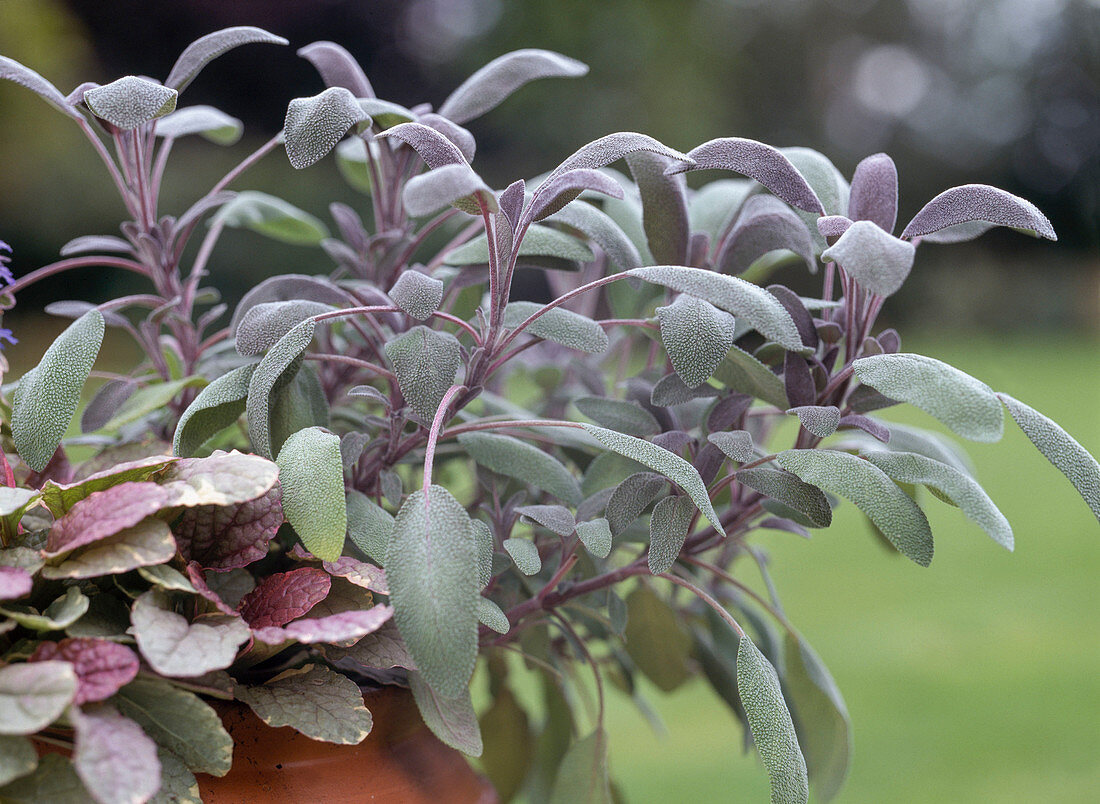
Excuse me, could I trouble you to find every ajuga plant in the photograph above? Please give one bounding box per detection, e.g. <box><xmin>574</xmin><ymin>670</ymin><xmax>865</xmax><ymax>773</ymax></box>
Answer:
<box><xmin>2</xmin><ymin>30</ymin><xmax>1099</xmax><ymax>804</ymax></box>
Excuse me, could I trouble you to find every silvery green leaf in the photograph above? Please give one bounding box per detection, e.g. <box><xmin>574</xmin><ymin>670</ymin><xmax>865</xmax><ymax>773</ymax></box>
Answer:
<box><xmin>270</xmin><ymin>366</ymin><xmax>330</xmax><ymax>474</ymax></box>
<box><xmin>582</xmin><ymin>424</ymin><xmax>722</xmax><ymax>533</ymax></box>
<box><xmin>403</xmin><ymin>162</ymin><xmax>496</xmax><ymax>217</ymax></box>
<box><xmin>607</xmin><ymin>472</ymin><xmax>665</xmax><ymax>535</ymax></box>
<box><xmin>237</xmin><ymin>663</ymin><xmax>373</xmax><ymax>744</ymax></box>
<box><xmin>155</xmin><ymin>105</ymin><xmax>242</xmax><ymax>144</ymax></box>
<box><xmin>357</xmin><ymin>98</ymin><xmax>416</xmax><ymax>129</ymax></box>
<box><xmin>388</xmin><ymin>271</ymin><xmax>444</xmax><ymax>322</ymax></box>
<box><xmin>149</xmin><ymin>749</ymin><xmax>200</xmax><ymax>804</ymax></box>
<box><xmin>467</xmin><ymin>519</ymin><xmax>493</xmax><ymax>590</ymax></box>
<box><xmin>628</xmin><ymin>266</ymin><xmax>805</xmax><ymax>353</ymax></box>
<box><xmin>502</xmin><ymin>301</ymin><xmax>608</xmax><ymax>354</ymax></box>
<box><xmin>0</xmin><ymin>754</ymin><xmax>91</xmax><ymax>803</ymax></box>
<box><xmin>863</xmin><ymin>450</ymin><xmax>1013</xmax><ymax>549</ymax></box>
<box><xmin>59</xmin><ymin>234</ymin><xmax>133</xmax><ymax>257</ymax></box>
<box><xmin>71</xmin><ymin>705</ymin><xmax>160</xmax><ymax>804</ymax></box>
<box><xmin>438</xmin><ymin>49</ymin><xmax>587</xmax><ymax>124</ymax></box>
<box><xmin>235</xmin><ymin>299</ymin><xmax>333</xmax><ymax>356</ymax></box>
<box><xmin>545</xmin><ymin>201</ymin><xmax>642</xmax><ymax>271</ymax></box>
<box><xmin>708</xmin><ymin>430</ymin><xmax>755</xmax><ymax>463</ymax></box>
<box><xmin>230</xmin><ymin>273</ymin><xmax>350</xmax><ymax>333</ymax></box>
<box><xmin>478</xmin><ymin>597</ymin><xmax>510</xmax><ymax>634</ymax></box>
<box><xmin>718</xmin><ymin>195</ymin><xmax>816</xmax><ymax>276</ymax></box>
<box><xmin>820</xmin><ymin>221</ymin><xmax>915</xmax><ymax>297</ymax></box>
<box><xmin>673</xmin><ymin>138</ymin><xmax>823</xmax><ymax>214</ymax></box>
<box><xmin>12</xmin><ymin>310</ymin><xmax>104</xmax><ymax>471</ymax></box>
<box><xmin>277</xmin><ymin>427</ymin><xmax>347</xmax><ymax>562</ymax></box>
<box><xmin>459</xmin><ymin>432</ymin><xmax>582</xmax><ymax>504</ymax></box>
<box><xmin>627</xmin><ymin>150</ymin><xmax>690</xmax><ymax>265</ymax></box>
<box><xmin>778</xmin><ymin>449</ymin><xmax>933</xmax><ymax>565</ymax></box>
<box><xmin>174</xmin><ymin>363</ymin><xmax>255</xmax><ymax>457</ymax></box>
<box><xmin>418</xmin><ymin>113</ymin><xmax>477</xmax><ymax>163</ymax></box>
<box><xmin>516</xmin><ymin>504</ymin><xmax>575</xmax><ymax>537</ymax></box>
<box><xmin>0</xmin><ymin>735</ymin><xmax>36</xmax><ymax>786</ymax></box>
<box><xmin>548</xmin><ymin>729</ymin><xmax>612</xmax><ymax>804</ymax></box>
<box><xmin>781</xmin><ymin>632</ymin><xmax>851</xmax><ymax>803</ymax></box>
<box><xmin>575</xmin><ymin>518</ymin><xmax>612</xmax><ymax>558</ymax></box>
<box><xmin>736</xmin><ymin>467</ymin><xmax>832</xmax><ymax>528</ymax></box>
<box><xmin>166</xmin><ymin>26</ymin><xmax>288</xmax><ymax>92</ymax></box>
<box><xmin>648</xmin><ymin>494</ymin><xmax>694</xmax><ymax>574</ymax></box>
<box><xmin>737</xmin><ymin>636</ymin><xmax>810</xmax><ymax>804</ymax></box>
<box><xmin>712</xmin><ymin>345</ymin><xmax>788</xmax><ymax>409</ymax></box>
<box><xmin>528</xmin><ymin>169</ymin><xmax>625</xmax><ymax>222</ymax></box>
<box><xmin>651</xmin><ymin>373</ymin><xmax>719</xmax><ymax>407</ymax></box>
<box><xmin>997</xmin><ymin>393</ymin><xmax>1100</xmax><ymax>522</ymax></box>
<box><xmin>916</xmin><ymin>220</ymin><xmax>997</xmax><ymax>244</ymax></box>
<box><xmin>549</xmin><ymin>132</ymin><xmax>691</xmax><ymax>181</ymax></box>
<box><xmin>284</xmin><ymin>87</ymin><xmax>369</xmax><ymax>169</ymax></box>
<box><xmin>847</xmin><ymin>152</ymin><xmax>898</xmax><ymax>233</ymax></box>
<box><xmin>387</xmin><ymin>486</ymin><xmax>479</xmax><ymax>698</ymax></box>
<box><xmin>0</xmin><ymin>56</ymin><xmax>81</xmax><ymax>118</ymax></box>
<box><xmin>781</xmin><ymin>147</ymin><xmax>848</xmax><ymax>217</ymax></box>
<box><xmin>246</xmin><ymin>318</ymin><xmax>316</xmax><ymax>458</ymax></box>
<box><xmin>384</xmin><ymin>326</ymin><xmax>461</xmax><ymax>422</ymax></box>
<box><xmin>0</xmin><ymin>661</ymin><xmax>77</xmax><ymax>735</ymax></box>
<box><xmin>138</xmin><ymin>563</ymin><xmax>197</xmax><ymax>592</ymax></box>
<box><xmin>446</xmin><ymin>224</ymin><xmax>594</xmax><ymax>265</ymax></box>
<box><xmin>503</xmin><ymin>538</ymin><xmax>542</xmax><ymax>575</ymax></box>
<box><xmin>213</xmin><ymin>191</ymin><xmax>329</xmax><ymax>245</ymax></box>
<box><xmin>83</xmin><ymin>76</ymin><xmax>177</xmax><ymax>128</ymax></box>
<box><xmin>377</xmin><ymin>122</ymin><xmax>466</xmax><ymax>168</ymax></box>
<box><xmin>346</xmin><ymin>489</ymin><xmax>394</xmax><ymax>564</ymax></box>
<box><xmin>853</xmin><ymin>353</ymin><xmax>1003</xmax><ymax>442</ymax></box>
<box><xmin>131</xmin><ymin>590</ymin><xmax>250</xmax><ymax>677</ymax></box>
<box><xmin>335</xmin><ymin>138</ymin><xmax>373</xmax><ymax>192</ymax></box>
<box><xmin>657</xmin><ymin>294</ymin><xmax>736</xmax><ymax>388</ymax></box>
<box><xmin>408</xmin><ymin>671</ymin><xmax>483</xmax><ymax>757</ymax></box>
<box><xmin>689</xmin><ymin>178</ymin><xmax>755</xmax><ymax>243</ymax></box>
<box><xmin>901</xmin><ymin>184</ymin><xmax>1056</xmax><ymax>241</ymax></box>
<box><xmin>788</xmin><ymin>405</ymin><xmax>841</xmax><ymax>438</ymax></box>
<box><xmin>575</xmin><ymin>397</ymin><xmax>660</xmax><ymax>437</ymax></box>
<box><xmin>297</xmin><ymin>40</ymin><xmax>374</xmax><ymax>98</ymax></box>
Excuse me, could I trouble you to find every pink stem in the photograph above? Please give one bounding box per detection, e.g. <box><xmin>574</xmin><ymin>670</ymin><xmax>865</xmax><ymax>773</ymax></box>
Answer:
<box><xmin>422</xmin><ymin>384</ymin><xmax>467</xmax><ymax>492</ymax></box>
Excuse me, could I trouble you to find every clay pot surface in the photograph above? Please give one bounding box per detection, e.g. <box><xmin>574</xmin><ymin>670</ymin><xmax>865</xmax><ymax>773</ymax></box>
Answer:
<box><xmin>196</xmin><ymin>685</ymin><xmax>497</xmax><ymax>803</ymax></box>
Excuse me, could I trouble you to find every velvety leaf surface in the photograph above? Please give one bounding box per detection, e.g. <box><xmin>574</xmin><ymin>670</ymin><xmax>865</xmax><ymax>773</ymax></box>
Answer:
<box><xmin>459</xmin><ymin>432</ymin><xmax>582</xmax><ymax>504</ymax></box>
<box><xmin>737</xmin><ymin>636</ymin><xmax>810</xmax><ymax>804</ymax></box>
<box><xmin>284</xmin><ymin>87</ymin><xmax>368</xmax><ymax>169</ymax></box>
<box><xmin>502</xmin><ymin>301</ymin><xmax>608</xmax><ymax>354</ymax></box>
<box><xmin>676</xmin><ymin>138</ymin><xmax>823</xmax><ymax>213</ymax></box>
<box><xmin>80</xmin><ymin>378</ymin><xmax>137</xmax><ymax>433</ymax></box>
<box><xmin>276</xmin><ymin>427</ymin><xmax>347</xmax><ymax>562</ymax></box>
<box><xmin>155</xmin><ymin>104</ymin><xmax>242</xmax><ymax>143</ymax></box>
<box><xmin>160</xmin><ymin>451</ymin><xmax>279</xmax><ymax>508</ymax></box>
<box><xmin>712</xmin><ymin>347</ymin><xmax>795</xmax><ymax>410</ymax></box>
<box><xmin>243</xmin><ymin>317</ymin><xmax>317</xmax><ymax>459</ymax></box>
<box><xmin>901</xmin><ymin>184</ymin><xmax>1056</xmax><ymax>240</ymax></box>
<box><xmin>148</xmin><ymin>750</ymin><xmax>200</xmax><ymax>804</ymax></box>
<box><xmin>345</xmin><ymin>489</ymin><xmax>394</xmax><ymax>565</ymax></box>
<box><xmin>131</xmin><ymin>590</ymin><xmax>250</xmax><ymax>677</ymax></box>
<box><xmin>166</xmin><ymin>26</ymin><xmax>286</xmax><ymax>91</ymax></box>
<box><xmin>817</xmin><ymin>215</ymin><xmax>853</xmax><ymax>238</ymax></box>
<box><xmin>821</xmin><ymin>221</ymin><xmax>915</xmax><ymax>297</ymax></box>
<box><xmin>0</xmin><ymin>754</ymin><xmax>92</xmax><ymax>803</ymax></box>
<box><xmin>406</xmin><ymin>671</ymin><xmax>482</xmax><ymax>757</ymax></box>
<box><xmin>575</xmin><ymin>397</ymin><xmax>660</xmax><ymax>437</ymax></box>
<box><xmin>297</xmin><ymin>40</ymin><xmax>374</xmax><ymax>97</ymax></box>
<box><xmin>12</xmin><ymin>310</ymin><xmax>104</xmax><ymax>472</ymax></box>
<box><xmin>627</xmin><ymin>150</ymin><xmax>690</xmax><ymax>264</ymax></box>
<box><xmin>718</xmin><ymin>196</ymin><xmax>816</xmax><ymax>276</ymax></box>
<box><xmin>477</xmin><ymin>597</ymin><xmax>510</xmax><ymax>635</ymax></box>
<box><xmin>571</xmin><ymin>517</ymin><xmax>610</xmax><ymax>559</ymax></box>
<box><xmin>237</xmin><ymin>664</ymin><xmax>373</xmax><ymax>744</ymax></box>
<box><xmin>778</xmin><ymin>449</ymin><xmax>933</xmax><ymax>565</ymax></box>
<box><xmin>503</xmin><ymin>538</ymin><xmax>542</xmax><ymax>575</ymax></box>
<box><xmin>549</xmin><ymin>132</ymin><xmax>690</xmax><ymax>180</ymax></box>
<box><xmin>997</xmin><ymin>393</ymin><xmax>1100</xmax><ymax>522</ymax></box>
<box><xmin>708</xmin><ymin>430</ymin><xmax>755</xmax><ymax>463</ymax></box>
<box><xmin>648</xmin><ymin>494</ymin><xmax>695</xmax><ymax>574</ymax></box>
<box><xmin>0</xmin><ymin>735</ymin><xmax>36</xmax><ymax>787</ymax></box>
<box><xmin>606</xmin><ymin>472</ymin><xmax>666</xmax><ymax>536</ymax></box>
<box><xmin>238</xmin><ymin>568</ymin><xmax>331</xmax><ymax>627</ymax></box>
<box><xmin>657</xmin><ymin>294</ymin><xmax>736</xmax><ymax>388</ymax></box>
<box><xmin>516</xmin><ymin>504</ymin><xmax>575</xmax><ymax>537</ymax></box>
<box><xmin>213</xmin><ymin>191</ymin><xmax>329</xmax><ymax>245</ymax></box>
<box><xmin>736</xmin><ymin>467</ymin><xmax>833</xmax><ymax>528</ymax></box>
<box><xmin>84</xmin><ymin>76</ymin><xmax>177</xmax><ymax>128</ymax></box>
<box><xmin>624</xmin><ymin>587</ymin><xmax>690</xmax><ymax>692</ymax></box>
<box><xmin>545</xmin><ymin>201</ymin><xmax>642</xmax><ymax>271</ymax></box>
<box><xmin>853</xmin><ymin>353</ymin><xmax>1004</xmax><ymax>442</ymax></box>
<box><xmin>175</xmin><ymin>486</ymin><xmax>282</xmax><ymax>570</ymax></box>
<box><xmin>548</xmin><ymin>729</ymin><xmax>612</xmax><ymax>804</ymax></box>
<box><xmin>389</xmin><ymin>270</ymin><xmax>444</xmax><ymax>321</ymax></box>
<box><xmin>0</xmin><ymin>661</ymin><xmax>77</xmax><ymax>735</ymax></box>
<box><xmin>384</xmin><ymin>326</ymin><xmax>462</xmax><ymax>422</ymax></box>
<box><xmin>0</xmin><ymin>55</ymin><xmax>82</xmax><ymax>118</ymax></box>
<box><xmin>230</xmin><ymin>274</ymin><xmax>351</xmax><ymax>332</ymax></box>
<box><xmin>446</xmin><ymin>224</ymin><xmax>594</xmax><ymax>265</ymax></box>
<box><xmin>323</xmin><ymin>619</ymin><xmax>414</xmax><ymax>670</ymax></box>
<box><xmin>235</xmin><ymin>300</ymin><xmax>333</xmax><ymax>356</ymax></box>
<box><xmin>72</xmin><ymin>705</ymin><xmax>161</xmax><ymax>804</ymax></box>
<box><xmin>173</xmin><ymin>363</ymin><xmax>255</xmax><ymax>457</ymax></box>
<box><xmin>847</xmin><ymin>152</ymin><xmax>898</xmax><ymax>233</ymax></box>
<box><xmin>377</xmin><ymin>122</ymin><xmax>466</xmax><ymax>168</ymax></box>
<box><xmin>29</xmin><ymin>638</ymin><xmax>139</xmax><ymax>705</ymax></box>
<box><xmin>403</xmin><ymin>162</ymin><xmax>496</xmax><ymax>217</ymax></box>
<box><xmin>386</xmin><ymin>486</ymin><xmax>479</xmax><ymax>698</ymax></box>
<box><xmin>629</xmin><ymin>266</ymin><xmax>804</xmax><ymax>353</ymax></box>
<box><xmin>528</xmin><ymin>168</ymin><xmax>624</xmax><ymax>221</ymax></box>
<box><xmin>788</xmin><ymin>405</ymin><xmax>841</xmax><ymax>438</ymax></box>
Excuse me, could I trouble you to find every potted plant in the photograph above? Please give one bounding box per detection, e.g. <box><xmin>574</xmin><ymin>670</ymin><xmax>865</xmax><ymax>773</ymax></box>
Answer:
<box><xmin>3</xmin><ymin>25</ymin><xmax>1098</xmax><ymax>804</ymax></box>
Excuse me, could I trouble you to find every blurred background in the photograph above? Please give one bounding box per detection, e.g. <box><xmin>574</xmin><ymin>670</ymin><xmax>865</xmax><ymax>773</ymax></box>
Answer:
<box><xmin>1</xmin><ymin>1</ymin><xmax>1097</xmax><ymax>801</ymax></box>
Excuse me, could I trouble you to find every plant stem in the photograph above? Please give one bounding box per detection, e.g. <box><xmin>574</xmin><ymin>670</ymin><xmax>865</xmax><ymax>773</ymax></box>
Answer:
<box><xmin>422</xmin><ymin>384</ymin><xmax>466</xmax><ymax>491</ymax></box>
<box><xmin>660</xmin><ymin>572</ymin><xmax>745</xmax><ymax>637</ymax></box>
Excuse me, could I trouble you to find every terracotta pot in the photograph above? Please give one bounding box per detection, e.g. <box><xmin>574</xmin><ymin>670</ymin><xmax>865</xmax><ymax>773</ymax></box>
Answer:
<box><xmin>196</xmin><ymin>686</ymin><xmax>497</xmax><ymax>803</ymax></box>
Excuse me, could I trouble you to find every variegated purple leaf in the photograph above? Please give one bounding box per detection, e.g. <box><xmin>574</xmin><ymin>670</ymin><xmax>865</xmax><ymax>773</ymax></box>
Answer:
<box><xmin>175</xmin><ymin>485</ymin><xmax>283</xmax><ymax>570</ymax></box>
<box><xmin>549</xmin><ymin>132</ymin><xmax>691</xmax><ymax>182</ymax></box>
<box><xmin>528</xmin><ymin>169</ymin><xmax>624</xmax><ymax>222</ymax></box>
<box><xmin>322</xmin><ymin>618</ymin><xmax>414</xmax><ymax>669</ymax></box>
<box><xmin>437</xmin><ymin>49</ymin><xmax>588</xmax><ymax>124</ymax></box>
<box><xmin>131</xmin><ymin>590</ymin><xmax>251</xmax><ymax>677</ymax></box>
<box><xmin>166</xmin><ymin>26</ymin><xmax>288</xmax><ymax>92</ymax></box>
<box><xmin>499</xmin><ymin>179</ymin><xmax>526</xmax><ymax>227</ymax></box>
<box><xmin>901</xmin><ymin>184</ymin><xmax>1056</xmax><ymax>241</ymax></box>
<box><xmin>29</xmin><ymin>638</ymin><xmax>139</xmax><ymax>705</ymax></box>
<box><xmin>0</xmin><ymin>567</ymin><xmax>32</xmax><ymax>601</ymax></box>
<box><xmin>838</xmin><ymin>414</ymin><xmax>891</xmax><ymax>443</ymax></box>
<box><xmin>185</xmin><ymin>563</ymin><xmax>239</xmax><ymax>616</ymax></box>
<box><xmin>847</xmin><ymin>153</ymin><xmax>899</xmax><ymax>233</ymax></box>
<box><xmin>72</xmin><ymin>705</ymin><xmax>161</xmax><ymax>804</ymax></box>
<box><xmin>323</xmin><ymin>556</ymin><xmax>389</xmax><ymax>594</ymax></box>
<box><xmin>377</xmin><ymin>122</ymin><xmax>466</xmax><ymax>169</ymax></box>
<box><xmin>297</xmin><ymin>41</ymin><xmax>374</xmax><ymax>98</ymax></box>
<box><xmin>419</xmin><ymin>113</ymin><xmax>476</xmax><ymax>163</ymax></box>
<box><xmin>672</xmin><ymin>138</ymin><xmax>824</xmax><ymax>214</ymax></box>
<box><xmin>46</xmin><ymin>481</ymin><xmax>176</xmax><ymax>555</ymax></box>
<box><xmin>252</xmin><ymin>604</ymin><xmax>394</xmax><ymax>646</ymax></box>
<box><xmin>717</xmin><ymin>195</ymin><xmax>816</xmax><ymax>275</ymax></box>
<box><xmin>627</xmin><ymin>150</ymin><xmax>691</xmax><ymax>265</ymax></box>
<box><xmin>817</xmin><ymin>215</ymin><xmax>853</xmax><ymax>239</ymax></box>
<box><xmin>238</xmin><ymin>568</ymin><xmax>332</xmax><ymax>628</ymax></box>
<box><xmin>159</xmin><ymin>450</ymin><xmax>279</xmax><ymax>508</ymax></box>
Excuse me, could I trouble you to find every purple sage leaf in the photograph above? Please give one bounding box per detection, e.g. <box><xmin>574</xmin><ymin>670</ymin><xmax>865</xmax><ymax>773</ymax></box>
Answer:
<box><xmin>29</xmin><ymin>638</ymin><xmax>140</xmax><ymax>705</ymax></box>
<box><xmin>284</xmin><ymin>87</ymin><xmax>370</xmax><ymax>170</ymax></box>
<box><xmin>166</xmin><ymin>26</ymin><xmax>288</xmax><ymax>92</ymax></box>
<box><xmin>377</xmin><ymin>122</ymin><xmax>467</xmax><ymax>169</ymax></box>
<box><xmin>627</xmin><ymin>150</ymin><xmax>691</xmax><ymax>265</ymax></box>
<box><xmin>529</xmin><ymin>169</ymin><xmax>625</xmax><ymax>222</ymax></box>
<box><xmin>901</xmin><ymin>184</ymin><xmax>1056</xmax><ymax>241</ymax></box>
<box><xmin>847</xmin><ymin>153</ymin><xmax>899</xmax><ymax>233</ymax></box>
<box><xmin>297</xmin><ymin>41</ymin><xmax>374</xmax><ymax>98</ymax></box>
<box><xmin>72</xmin><ymin>705</ymin><xmax>161</xmax><ymax>804</ymax></box>
<box><xmin>817</xmin><ymin>215</ymin><xmax>853</xmax><ymax>239</ymax></box>
<box><xmin>821</xmin><ymin>220</ymin><xmax>915</xmax><ymax>297</ymax></box>
<box><xmin>718</xmin><ymin>195</ymin><xmax>816</xmax><ymax>276</ymax></box>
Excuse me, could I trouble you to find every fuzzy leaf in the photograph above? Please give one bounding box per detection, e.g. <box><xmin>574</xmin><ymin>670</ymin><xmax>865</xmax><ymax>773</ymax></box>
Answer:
<box><xmin>718</xmin><ymin>196</ymin><xmax>816</xmax><ymax>276</ymax></box>
<box><xmin>708</xmin><ymin>430</ymin><xmax>755</xmax><ymax>463</ymax></box>
<box><xmin>174</xmin><ymin>363</ymin><xmax>255</xmax><ymax>457</ymax></box>
<box><xmin>863</xmin><ymin>451</ymin><xmax>1013</xmax><ymax>549</ymax></box>
<box><xmin>246</xmin><ymin>319</ymin><xmax>317</xmax><ymax>458</ymax></box>
<box><xmin>550</xmin><ymin>132</ymin><xmax>690</xmax><ymax>182</ymax></box>
<box><xmin>477</xmin><ymin>597</ymin><xmax>510</xmax><ymax>635</ymax></box>
<box><xmin>627</xmin><ymin>150</ymin><xmax>690</xmax><ymax>264</ymax></box>
<box><xmin>166</xmin><ymin>26</ymin><xmax>288</xmax><ymax>92</ymax></box>
<box><xmin>235</xmin><ymin>300</ymin><xmax>333</xmax><ymax>356</ymax></box>
<box><xmin>0</xmin><ymin>661</ymin><xmax>77</xmax><ymax>735</ymax></box>
<box><xmin>345</xmin><ymin>489</ymin><xmax>394</xmax><ymax>564</ymax></box>
<box><xmin>549</xmin><ymin>729</ymin><xmax>612</xmax><ymax>804</ymax></box>
<box><xmin>0</xmin><ymin>56</ymin><xmax>82</xmax><ymax>118</ymax></box>
<box><xmin>628</xmin><ymin>266</ymin><xmax>805</xmax><ymax>353</ymax></box>
<box><xmin>159</xmin><ymin>451</ymin><xmax>278</xmax><ymax>508</ymax></box>
<box><xmin>131</xmin><ymin>590</ymin><xmax>250</xmax><ymax>676</ymax></box>
<box><xmin>674</xmin><ymin>138</ymin><xmax>823</xmax><ymax>214</ymax></box>
<box><xmin>84</xmin><ymin>76</ymin><xmax>177</xmax><ymax>128</ymax></box>
<box><xmin>403</xmin><ymin>162</ymin><xmax>496</xmax><ymax>217</ymax></box>
<box><xmin>778</xmin><ymin>449</ymin><xmax>933</xmax><ymax>565</ymax></box>
<box><xmin>736</xmin><ymin>467</ymin><xmax>832</xmax><ymax>528</ymax></box>
<box><xmin>230</xmin><ymin>274</ymin><xmax>350</xmax><ymax>333</ymax></box>
<box><xmin>408</xmin><ymin>671</ymin><xmax>483</xmax><ymax>756</ymax></box>
<box><xmin>446</xmin><ymin>224</ymin><xmax>594</xmax><ymax>266</ymax></box>
<box><xmin>0</xmin><ymin>735</ymin><xmax>36</xmax><ymax>787</ymax></box>
<box><xmin>213</xmin><ymin>191</ymin><xmax>329</xmax><ymax>245</ymax></box>
<box><xmin>575</xmin><ymin>518</ymin><xmax>612</xmax><ymax>558</ymax></box>
<box><xmin>997</xmin><ymin>393</ymin><xmax>1100</xmax><ymax>522</ymax></box>
<box><xmin>529</xmin><ymin>169</ymin><xmax>625</xmax><ymax>221</ymax></box>
<box><xmin>377</xmin><ymin>122</ymin><xmax>466</xmax><ymax>168</ymax></box>
<box><xmin>503</xmin><ymin>538</ymin><xmax>542</xmax><ymax>575</ymax></box>
<box><xmin>847</xmin><ymin>153</ymin><xmax>898</xmax><ymax>233</ymax></box>
<box><xmin>606</xmin><ymin>472</ymin><xmax>665</xmax><ymax>535</ymax></box>
<box><xmin>384</xmin><ymin>326</ymin><xmax>461</xmax><ymax>422</ymax></box>
<box><xmin>273</xmin><ymin>427</ymin><xmax>344</xmax><ymax>561</ymax></box>
<box><xmin>657</xmin><ymin>294</ymin><xmax>736</xmax><ymax>387</ymax></box>
<box><xmin>788</xmin><ymin>405</ymin><xmax>841</xmax><ymax>438</ymax></box>
<box><xmin>28</xmin><ymin>638</ymin><xmax>139</xmax><ymax>705</ymax></box>
<box><xmin>297</xmin><ymin>40</ymin><xmax>373</xmax><ymax>97</ymax></box>
<box><xmin>386</xmin><ymin>486</ymin><xmax>479</xmax><ymax>698</ymax></box>
<box><xmin>648</xmin><ymin>494</ymin><xmax>694</xmax><ymax>574</ymax></box>
<box><xmin>901</xmin><ymin>184</ymin><xmax>1056</xmax><ymax>241</ymax></box>
<box><xmin>575</xmin><ymin>397</ymin><xmax>660</xmax><ymax>437</ymax></box>
<box><xmin>459</xmin><ymin>432</ymin><xmax>582</xmax><ymax>504</ymax></box>
<box><xmin>12</xmin><ymin>310</ymin><xmax>104</xmax><ymax>472</ymax></box>
<box><xmin>284</xmin><ymin>87</ymin><xmax>368</xmax><ymax>169</ymax></box>
<box><xmin>324</xmin><ymin>619</ymin><xmax>414</xmax><ymax>670</ymax></box>
<box><xmin>389</xmin><ymin>271</ymin><xmax>444</xmax><ymax>321</ymax></box>
<box><xmin>853</xmin><ymin>353</ymin><xmax>1003</xmax><ymax>442</ymax></box>
<box><xmin>237</xmin><ymin>664</ymin><xmax>373</xmax><ymax>744</ymax></box>
<box><xmin>503</xmin><ymin>301</ymin><xmax>608</xmax><ymax>354</ymax></box>
<box><xmin>737</xmin><ymin>637</ymin><xmax>810</xmax><ymax>804</ymax></box>
<box><xmin>817</xmin><ymin>215</ymin><xmax>853</xmax><ymax>238</ymax></box>
<box><xmin>517</xmin><ymin>504</ymin><xmax>575</xmax><ymax>537</ymax></box>
<box><xmin>821</xmin><ymin>221</ymin><xmax>915</xmax><ymax>297</ymax></box>
<box><xmin>712</xmin><ymin>345</ymin><xmax>789</xmax><ymax>409</ymax></box>
<box><xmin>72</xmin><ymin>706</ymin><xmax>160</xmax><ymax>804</ymax></box>
<box><xmin>545</xmin><ymin>200</ymin><xmax>642</xmax><ymax>271</ymax></box>
<box><xmin>155</xmin><ymin>105</ymin><xmax>242</xmax><ymax>144</ymax></box>
<box><xmin>624</xmin><ymin>587</ymin><xmax>690</xmax><ymax>692</ymax></box>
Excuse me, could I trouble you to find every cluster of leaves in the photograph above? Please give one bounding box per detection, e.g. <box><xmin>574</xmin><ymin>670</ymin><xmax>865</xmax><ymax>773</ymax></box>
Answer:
<box><xmin>3</xmin><ymin>27</ymin><xmax>1099</xmax><ymax>804</ymax></box>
